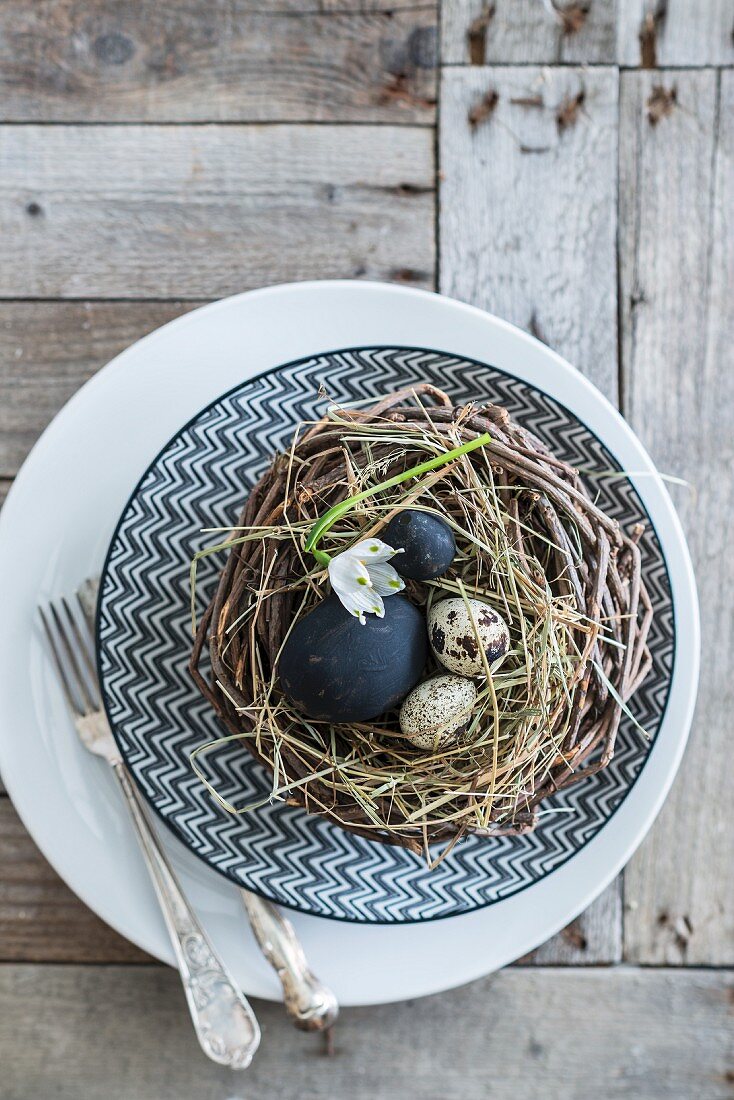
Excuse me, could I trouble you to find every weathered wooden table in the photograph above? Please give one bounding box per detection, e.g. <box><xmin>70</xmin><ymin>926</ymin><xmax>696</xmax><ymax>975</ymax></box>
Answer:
<box><xmin>0</xmin><ymin>3</ymin><xmax>732</xmax><ymax>1097</ymax></box>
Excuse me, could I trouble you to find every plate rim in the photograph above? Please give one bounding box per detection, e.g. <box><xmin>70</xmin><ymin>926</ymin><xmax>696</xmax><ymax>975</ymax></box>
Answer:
<box><xmin>97</xmin><ymin>339</ymin><xmax>679</xmax><ymax>924</ymax></box>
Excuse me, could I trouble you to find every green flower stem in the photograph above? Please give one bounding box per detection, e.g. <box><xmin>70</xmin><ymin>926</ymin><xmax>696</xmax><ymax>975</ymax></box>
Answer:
<box><xmin>305</xmin><ymin>431</ymin><xmax>491</xmax><ymax>563</ymax></box>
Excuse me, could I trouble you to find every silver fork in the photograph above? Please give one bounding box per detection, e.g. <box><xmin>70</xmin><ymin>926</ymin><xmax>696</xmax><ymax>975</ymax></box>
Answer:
<box><xmin>40</xmin><ymin>592</ymin><xmax>261</xmax><ymax>1070</ymax></box>
<box><xmin>75</xmin><ymin>579</ymin><xmax>337</xmax><ymax>1033</ymax></box>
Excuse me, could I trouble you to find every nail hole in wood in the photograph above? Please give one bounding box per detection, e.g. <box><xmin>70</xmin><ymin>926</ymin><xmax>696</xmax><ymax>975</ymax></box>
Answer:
<box><xmin>395</xmin><ymin>182</ymin><xmax>432</xmax><ymax>196</ymax></box>
<box><xmin>390</xmin><ymin>267</ymin><xmax>429</xmax><ymax>284</ymax></box>
<box><xmin>647</xmin><ymin>84</ymin><xmax>677</xmax><ymax>125</ymax></box>
<box><xmin>377</xmin><ymin>74</ymin><xmax>435</xmax><ymax>110</ymax></box>
<box><xmin>510</xmin><ymin>95</ymin><xmax>544</xmax><ymax>108</ymax></box>
<box><xmin>467</xmin><ymin>4</ymin><xmax>495</xmax><ymax>65</ymax></box>
<box><xmin>468</xmin><ymin>89</ymin><xmax>499</xmax><ymax>130</ymax></box>
<box><xmin>557</xmin><ymin>1</ymin><xmax>590</xmax><ymax>36</ymax></box>
<box><xmin>556</xmin><ymin>90</ymin><xmax>585</xmax><ymax>133</ymax></box>
<box><xmin>639</xmin><ymin>0</ymin><xmax>667</xmax><ymax>68</ymax></box>
<box><xmin>561</xmin><ymin>920</ymin><xmax>588</xmax><ymax>951</ymax></box>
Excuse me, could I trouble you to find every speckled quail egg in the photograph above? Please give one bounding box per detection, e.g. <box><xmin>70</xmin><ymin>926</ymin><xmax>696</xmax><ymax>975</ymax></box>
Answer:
<box><xmin>428</xmin><ymin>597</ymin><xmax>510</xmax><ymax>678</ymax></box>
<box><xmin>399</xmin><ymin>674</ymin><xmax>478</xmax><ymax>750</ymax></box>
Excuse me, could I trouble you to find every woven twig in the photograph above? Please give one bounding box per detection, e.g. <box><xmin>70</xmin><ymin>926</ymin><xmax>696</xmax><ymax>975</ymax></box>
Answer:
<box><xmin>190</xmin><ymin>385</ymin><xmax>651</xmax><ymax>855</ymax></box>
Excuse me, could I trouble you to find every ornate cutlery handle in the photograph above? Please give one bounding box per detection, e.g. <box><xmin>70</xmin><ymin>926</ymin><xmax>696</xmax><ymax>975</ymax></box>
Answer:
<box><xmin>240</xmin><ymin>889</ymin><xmax>338</xmax><ymax>1031</ymax></box>
<box><xmin>113</xmin><ymin>762</ymin><xmax>261</xmax><ymax>1068</ymax></box>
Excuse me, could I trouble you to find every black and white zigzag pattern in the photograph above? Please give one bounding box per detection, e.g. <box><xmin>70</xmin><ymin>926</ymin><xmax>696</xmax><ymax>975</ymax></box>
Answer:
<box><xmin>98</xmin><ymin>348</ymin><xmax>675</xmax><ymax>923</ymax></box>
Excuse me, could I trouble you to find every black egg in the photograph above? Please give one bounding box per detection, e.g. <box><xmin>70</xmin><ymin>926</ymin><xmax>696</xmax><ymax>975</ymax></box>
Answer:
<box><xmin>382</xmin><ymin>509</ymin><xmax>456</xmax><ymax>581</ymax></box>
<box><xmin>278</xmin><ymin>594</ymin><xmax>428</xmax><ymax>723</ymax></box>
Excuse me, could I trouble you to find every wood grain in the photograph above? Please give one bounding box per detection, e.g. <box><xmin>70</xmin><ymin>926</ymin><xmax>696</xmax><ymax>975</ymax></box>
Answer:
<box><xmin>0</xmin><ymin>0</ymin><xmax>437</xmax><ymax>123</ymax></box>
<box><xmin>620</xmin><ymin>69</ymin><xmax>734</xmax><ymax>964</ymax></box>
<box><xmin>440</xmin><ymin>65</ymin><xmax>619</xmax><ymax>401</ymax></box>
<box><xmin>442</xmin><ymin>0</ymin><xmax>618</xmax><ymax>66</ymax></box>
<box><xmin>439</xmin><ymin>64</ymin><xmax>622</xmax><ymax>963</ymax></box>
<box><xmin>0</xmin><ymin>302</ymin><xmax>196</xmax><ymax>476</ymax></box>
<box><xmin>618</xmin><ymin>0</ymin><xmax>734</xmax><ymax>66</ymax></box>
<box><xmin>0</xmin><ymin>124</ymin><xmax>435</xmax><ymax>298</ymax></box>
<box><xmin>0</xmin><ymin>799</ymin><xmax>149</xmax><ymax>962</ymax></box>
<box><xmin>1</xmin><ymin>964</ymin><xmax>732</xmax><ymax>1099</ymax></box>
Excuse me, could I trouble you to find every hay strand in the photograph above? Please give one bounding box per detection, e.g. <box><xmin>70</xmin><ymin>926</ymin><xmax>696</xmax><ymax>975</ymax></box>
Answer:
<box><xmin>189</xmin><ymin>385</ymin><xmax>651</xmax><ymax>855</ymax></box>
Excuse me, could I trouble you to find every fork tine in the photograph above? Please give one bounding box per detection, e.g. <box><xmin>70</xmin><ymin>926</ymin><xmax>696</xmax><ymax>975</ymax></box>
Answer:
<box><xmin>47</xmin><ymin>600</ymin><xmax>97</xmax><ymax>714</ymax></box>
<box><xmin>39</xmin><ymin>605</ymin><xmax>84</xmax><ymax>716</ymax></box>
<box><xmin>76</xmin><ymin>590</ymin><xmax>95</xmax><ymax>636</ymax></box>
<box><xmin>60</xmin><ymin>595</ymin><xmax>100</xmax><ymax>705</ymax></box>
<box><xmin>76</xmin><ymin>577</ymin><xmax>100</xmax><ymax>635</ymax></box>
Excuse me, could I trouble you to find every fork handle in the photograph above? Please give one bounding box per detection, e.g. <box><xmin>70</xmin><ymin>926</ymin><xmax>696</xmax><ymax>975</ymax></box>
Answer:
<box><xmin>112</xmin><ymin>762</ymin><xmax>261</xmax><ymax>1069</ymax></box>
<box><xmin>240</xmin><ymin>889</ymin><xmax>339</xmax><ymax>1031</ymax></box>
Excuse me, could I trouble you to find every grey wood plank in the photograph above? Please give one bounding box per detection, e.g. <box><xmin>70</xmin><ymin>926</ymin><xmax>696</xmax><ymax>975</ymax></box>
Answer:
<box><xmin>439</xmin><ymin>64</ymin><xmax>621</xmax><ymax>962</ymax></box>
<box><xmin>0</xmin><ymin>0</ymin><xmax>436</xmax><ymax>123</ymax></box>
<box><xmin>440</xmin><ymin>65</ymin><xmax>619</xmax><ymax>400</ymax></box>
<box><xmin>618</xmin><ymin>0</ymin><xmax>734</xmax><ymax>66</ymax></box>
<box><xmin>262</xmin><ymin>0</ymin><xmax>425</xmax><ymax>7</ymax></box>
<box><xmin>1</xmin><ymin>964</ymin><xmax>732</xmax><ymax>1099</ymax></box>
<box><xmin>520</xmin><ymin>879</ymin><xmax>622</xmax><ymax>964</ymax></box>
<box><xmin>0</xmin><ymin>125</ymin><xmax>435</xmax><ymax>298</ymax></box>
<box><xmin>0</xmin><ymin>302</ymin><xmax>196</xmax><ymax>477</ymax></box>
<box><xmin>442</xmin><ymin>0</ymin><xmax>618</xmax><ymax>65</ymax></box>
<box><xmin>620</xmin><ymin>69</ymin><xmax>733</xmax><ymax>964</ymax></box>
<box><xmin>0</xmin><ymin>300</ymin><xmax>191</xmax><ymax>798</ymax></box>
<box><xmin>0</xmin><ymin>798</ymin><xmax>150</xmax><ymax>962</ymax></box>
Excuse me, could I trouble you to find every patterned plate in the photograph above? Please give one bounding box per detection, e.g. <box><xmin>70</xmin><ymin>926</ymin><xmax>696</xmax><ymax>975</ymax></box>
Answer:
<box><xmin>98</xmin><ymin>347</ymin><xmax>674</xmax><ymax>923</ymax></box>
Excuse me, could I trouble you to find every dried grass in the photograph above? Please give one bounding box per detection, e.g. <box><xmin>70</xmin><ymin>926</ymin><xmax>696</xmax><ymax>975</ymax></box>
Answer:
<box><xmin>190</xmin><ymin>385</ymin><xmax>652</xmax><ymax>860</ymax></box>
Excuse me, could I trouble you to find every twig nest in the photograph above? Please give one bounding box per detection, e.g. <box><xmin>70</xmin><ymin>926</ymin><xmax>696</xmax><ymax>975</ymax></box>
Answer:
<box><xmin>279</xmin><ymin>594</ymin><xmax>428</xmax><ymax>723</ymax></box>
<box><xmin>382</xmin><ymin>509</ymin><xmax>456</xmax><ymax>581</ymax></box>
<box><xmin>191</xmin><ymin>382</ymin><xmax>653</xmax><ymax>851</ymax></box>
<box><xmin>399</xmin><ymin>674</ymin><xmax>477</xmax><ymax>750</ymax></box>
<box><xmin>428</xmin><ymin>597</ymin><xmax>510</xmax><ymax>678</ymax></box>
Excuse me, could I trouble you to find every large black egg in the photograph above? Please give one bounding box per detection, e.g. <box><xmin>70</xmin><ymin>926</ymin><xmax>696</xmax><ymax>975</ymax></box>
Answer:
<box><xmin>383</xmin><ymin>509</ymin><xmax>456</xmax><ymax>581</ymax></box>
<box><xmin>278</xmin><ymin>595</ymin><xmax>427</xmax><ymax>723</ymax></box>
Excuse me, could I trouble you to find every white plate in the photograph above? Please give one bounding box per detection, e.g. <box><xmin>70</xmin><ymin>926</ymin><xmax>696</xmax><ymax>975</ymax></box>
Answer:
<box><xmin>0</xmin><ymin>282</ymin><xmax>699</xmax><ymax>1005</ymax></box>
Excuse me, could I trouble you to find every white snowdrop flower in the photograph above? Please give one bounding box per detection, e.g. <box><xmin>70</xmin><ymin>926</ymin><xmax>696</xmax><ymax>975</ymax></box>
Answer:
<box><xmin>327</xmin><ymin>538</ymin><xmax>405</xmax><ymax>624</ymax></box>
